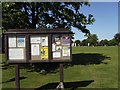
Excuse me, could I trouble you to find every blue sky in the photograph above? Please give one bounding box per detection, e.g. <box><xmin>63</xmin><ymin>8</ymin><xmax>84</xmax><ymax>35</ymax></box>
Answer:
<box><xmin>72</xmin><ymin>2</ymin><xmax>118</xmax><ymax>41</ymax></box>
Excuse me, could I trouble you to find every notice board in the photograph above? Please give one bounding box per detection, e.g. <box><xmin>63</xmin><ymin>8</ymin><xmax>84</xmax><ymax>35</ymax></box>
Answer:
<box><xmin>4</xmin><ymin>29</ymin><xmax>73</xmax><ymax>64</ymax></box>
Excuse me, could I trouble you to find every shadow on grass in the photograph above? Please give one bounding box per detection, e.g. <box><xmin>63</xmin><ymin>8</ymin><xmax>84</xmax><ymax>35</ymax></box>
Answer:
<box><xmin>1</xmin><ymin>61</ymin><xmax>14</xmax><ymax>70</ymax></box>
<box><xmin>2</xmin><ymin>53</ymin><xmax>111</xmax><ymax>74</ymax></box>
<box><xmin>72</xmin><ymin>53</ymin><xmax>111</xmax><ymax>65</ymax></box>
<box><xmin>1</xmin><ymin>76</ymin><xmax>27</xmax><ymax>84</ymax></box>
<box><xmin>25</xmin><ymin>53</ymin><xmax>111</xmax><ymax>74</ymax></box>
<box><xmin>35</xmin><ymin>80</ymin><xmax>94</xmax><ymax>90</ymax></box>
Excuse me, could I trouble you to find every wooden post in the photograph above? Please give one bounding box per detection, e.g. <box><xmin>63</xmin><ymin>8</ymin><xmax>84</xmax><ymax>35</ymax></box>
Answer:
<box><xmin>56</xmin><ymin>63</ymin><xmax>64</xmax><ymax>90</ymax></box>
<box><xmin>15</xmin><ymin>65</ymin><xmax>20</xmax><ymax>90</ymax></box>
<box><xmin>60</xmin><ymin>64</ymin><xmax>64</xmax><ymax>83</ymax></box>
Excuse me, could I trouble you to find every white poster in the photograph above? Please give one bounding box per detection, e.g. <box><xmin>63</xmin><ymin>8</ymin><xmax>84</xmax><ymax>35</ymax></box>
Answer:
<box><xmin>9</xmin><ymin>48</ymin><xmax>24</xmax><ymax>60</ymax></box>
<box><xmin>30</xmin><ymin>36</ymin><xmax>41</xmax><ymax>43</ymax></box>
<box><xmin>52</xmin><ymin>43</ymin><xmax>56</xmax><ymax>51</ymax></box>
<box><xmin>53</xmin><ymin>52</ymin><xmax>61</xmax><ymax>58</ymax></box>
<box><xmin>41</xmin><ymin>36</ymin><xmax>48</xmax><ymax>46</ymax></box>
<box><xmin>17</xmin><ymin>36</ymin><xmax>25</xmax><ymax>47</ymax></box>
<box><xmin>31</xmin><ymin>44</ymin><xmax>40</xmax><ymax>55</ymax></box>
<box><xmin>8</xmin><ymin>37</ymin><xmax>16</xmax><ymax>47</ymax></box>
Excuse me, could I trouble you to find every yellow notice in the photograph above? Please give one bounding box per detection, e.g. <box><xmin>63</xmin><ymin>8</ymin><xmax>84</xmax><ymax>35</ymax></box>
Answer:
<box><xmin>41</xmin><ymin>47</ymin><xmax>48</xmax><ymax>59</ymax></box>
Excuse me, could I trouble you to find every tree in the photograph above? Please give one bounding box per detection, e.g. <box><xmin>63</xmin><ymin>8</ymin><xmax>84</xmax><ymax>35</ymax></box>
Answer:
<box><xmin>114</xmin><ymin>33</ymin><xmax>120</xmax><ymax>46</ymax></box>
<box><xmin>2</xmin><ymin>2</ymin><xmax>95</xmax><ymax>35</ymax></box>
<box><xmin>109</xmin><ymin>38</ymin><xmax>118</xmax><ymax>46</ymax></box>
<box><xmin>81</xmin><ymin>39</ymin><xmax>88</xmax><ymax>46</ymax></box>
<box><xmin>86</xmin><ymin>34</ymin><xmax>98</xmax><ymax>46</ymax></box>
<box><xmin>99</xmin><ymin>39</ymin><xmax>109</xmax><ymax>46</ymax></box>
<box><xmin>74</xmin><ymin>40</ymin><xmax>81</xmax><ymax>46</ymax></box>
<box><xmin>99</xmin><ymin>40</ymin><xmax>104</xmax><ymax>46</ymax></box>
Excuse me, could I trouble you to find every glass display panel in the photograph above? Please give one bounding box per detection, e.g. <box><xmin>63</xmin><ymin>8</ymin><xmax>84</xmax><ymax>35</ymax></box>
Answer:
<box><xmin>52</xmin><ymin>35</ymin><xmax>70</xmax><ymax>59</ymax></box>
<box><xmin>8</xmin><ymin>36</ymin><xmax>26</xmax><ymax>61</ymax></box>
<box><xmin>30</xmin><ymin>35</ymin><xmax>48</xmax><ymax>60</ymax></box>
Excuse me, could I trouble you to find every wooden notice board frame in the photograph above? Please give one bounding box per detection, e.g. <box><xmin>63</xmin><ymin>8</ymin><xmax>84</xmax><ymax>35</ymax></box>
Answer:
<box><xmin>4</xmin><ymin>28</ymin><xmax>73</xmax><ymax>64</ymax></box>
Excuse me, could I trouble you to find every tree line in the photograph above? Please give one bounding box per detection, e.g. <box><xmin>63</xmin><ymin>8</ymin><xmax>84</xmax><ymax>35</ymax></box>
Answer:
<box><xmin>74</xmin><ymin>33</ymin><xmax>120</xmax><ymax>46</ymax></box>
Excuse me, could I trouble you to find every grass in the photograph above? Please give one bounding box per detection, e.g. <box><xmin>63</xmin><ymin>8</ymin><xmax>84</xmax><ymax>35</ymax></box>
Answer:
<box><xmin>0</xmin><ymin>46</ymin><xmax>118</xmax><ymax>89</ymax></box>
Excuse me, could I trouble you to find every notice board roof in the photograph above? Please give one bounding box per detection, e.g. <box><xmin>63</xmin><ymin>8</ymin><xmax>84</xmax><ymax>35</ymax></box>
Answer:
<box><xmin>4</xmin><ymin>28</ymin><xmax>74</xmax><ymax>35</ymax></box>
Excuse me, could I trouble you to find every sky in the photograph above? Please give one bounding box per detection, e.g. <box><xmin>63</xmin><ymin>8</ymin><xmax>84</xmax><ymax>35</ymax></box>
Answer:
<box><xmin>72</xmin><ymin>2</ymin><xmax>118</xmax><ymax>41</ymax></box>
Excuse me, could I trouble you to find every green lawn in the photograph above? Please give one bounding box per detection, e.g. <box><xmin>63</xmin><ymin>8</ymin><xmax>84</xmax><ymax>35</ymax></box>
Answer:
<box><xmin>0</xmin><ymin>46</ymin><xmax>118</xmax><ymax>89</ymax></box>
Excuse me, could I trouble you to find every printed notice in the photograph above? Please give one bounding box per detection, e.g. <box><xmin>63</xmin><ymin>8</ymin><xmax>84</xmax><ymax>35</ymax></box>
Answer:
<box><xmin>8</xmin><ymin>37</ymin><xmax>16</xmax><ymax>47</ymax></box>
<box><xmin>31</xmin><ymin>44</ymin><xmax>40</xmax><ymax>55</ymax></box>
<box><xmin>41</xmin><ymin>36</ymin><xmax>48</xmax><ymax>46</ymax></box>
<box><xmin>30</xmin><ymin>36</ymin><xmax>41</xmax><ymax>43</ymax></box>
<box><xmin>56</xmin><ymin>46</ymin><xmax>62</xmax><ymax>51</ymax></box>
<box><xmin>62</xmin><ymin>46</ymin><xmax>70</xmax><ymax>56</ymax></box>
<box><xmin>52</xmin><ymin>43</ymin><xmax>56</xmax><ymax>51</ymax></box>
<box><xmin>62</xmin><ymin>36</ymin><xmax>70</xmax><ymax>45</ymax></box>
<box><xmin>9</xmin><ymin>48</ymin><xmax>24</xmax><ymax>60</ymax></box>
<box><xmin>41</xmin><ymin>47</ymin><xmax>48</xmax><ymax>59</ymax></box>
<box><xmin>53</xmin><ymin>52</ymin><xmax>61</xmax><ymax>58</ymax></box>
<box><xmin>17</xmin><ymin>36</ymin><xmax>25</xmax><ymax>47</ymax></box>
<box><xmin>52</xmin><ymin>35</ymin><xmax>61</xmax><ymax>45</ymax></box>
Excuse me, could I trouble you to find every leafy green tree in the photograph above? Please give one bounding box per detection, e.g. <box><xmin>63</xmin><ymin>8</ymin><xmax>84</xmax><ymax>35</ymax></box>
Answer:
<box><xmin>99</xmin><ymin>39</ymin><xmax>109</xmax><ymax>46</ymax></box>
<box><xmin>109</xmin><ymin>38</ymin><xmax>118</xmax><ymax>46</ymax></box>
<box><xmin>86</xmin><ymin>34</ymin><xmax>98</xmax><ymax>46</ymax></box>
<box><xmin>74</xmin><ymin>40</ymin><xmax>81</xmax><ymax>46</ymax></box>
<box><xmin>114</xmin><ymin>33</ymin><xmax>120</xmax><ymax>46</ymax></box>
<box><xmin>99</xmin><ymin>40</ymin><xmax>104</xmax><ymax>46</ymax></box>
<box><xmin>2</xmin><ymin>2</ymin><xmax>95</xmax><ymax>35</ymax></box>
<box><xmin>81</xmin><ymin>39</ymin><xmax>88</xmax><ymax>46</ymax></box>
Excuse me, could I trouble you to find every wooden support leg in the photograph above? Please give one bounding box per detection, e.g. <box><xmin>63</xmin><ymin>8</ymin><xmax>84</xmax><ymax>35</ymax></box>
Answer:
<box><xmin>56</xmin><ymin>64</ymin><xmax>64</xmax><ymax>90</ymax></box>
<box><xmin>60</xmin><ymin>64</ymin><xmax>64</xmax><ymax>83</ymax></box>
<box><xmin>15</xmin><ymin>65</ymin><xmax>20</xmax><ymax>90</ymax></box>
